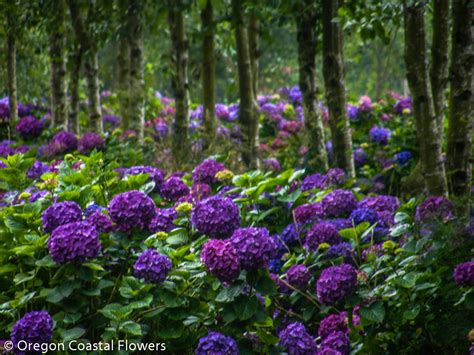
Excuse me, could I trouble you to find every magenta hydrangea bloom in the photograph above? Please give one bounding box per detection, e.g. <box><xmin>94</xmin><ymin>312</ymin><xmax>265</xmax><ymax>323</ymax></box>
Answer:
<box><xmin>294</xmin><ymin>203</ymin><xmax>325</xmax><ymax>225</ymax></box>
<box><xmin>78</xmin><ymin>132</ymin><xmax>105</xmax><ymax>154</ymax></box>
<box><xmin>201</xmin><ymin>239</ymin><xmax>241</xmax><ymax>283</ymax></box>
<box><xmin>306</xmin><ymin>222</ymin><xmax>342</xmax><ymax>251</ymax></box>
<box><xmin>195</xmin><ymin>331</ymin><xmax>239</xmax><ymax>355</ymax></box>
<box><xmin>415</xmin><ymin>196</ymin><xmax>455</xmax><ymax>223</ymax></box>
<box><xmin>41</xmin><ymin>200</ymin><xmax>83</xmax><ymax>234</ymax></box>
<box><xmin>160</xmin><ymin>176</ymin><xmax>190</xmax><ymax>201</ymax></box>
<box><xmin>191</xmin><ymin>195</ymin><xmax>240</xmax><ymax>239</ymax></box>
<box><xmin>318</xmin><ymin>312</ymin><xmax>349</xmax><ymax>339</ymax></box>
<box><xmin>229</xmin><ymin>227</ymin><xmax>276</xmax><ymax>270</ymax></box>
<box><xmin>286</xmin><ymin>264</ymin><xmax>311</xmax><ymax>290</ymax></box>
<box><xmin>86</xmin><ymin>211</ymin><xmax>113</xmax><ymax>233</ymax></box>
<box><xmin>192</xmin><ymin>159</ymin><xmax>225</xmax><ymax>185</ymax></box>
<box><xmin>316</xmin><ymin>264</ymin><xmax>358</xmax><ymax>305</ymax></box>
<box><xmin>108</xmin><ymin>190</ymin><xmax>157</xmax><ymax>232</ymax></box>
<box><xmin>320</xmin><ymin>331</ymin><xmax>350</xmax><ymax>354</ymax></box>
<box><xmin>357</xmin><ymin>195</ymin><xmax>400</xmax><ymax>213</ymax></box>
<box><xmin>453</xmin><ymin>261</ymin><xmax>474</xmax><ymax>286</ymax></box>
<box><xmin>16</xmin><ymin>116</ymin><xmax>44</xmax><ymax>140</ymax></box>
<box><xmin>321</xmin><ymin>190</ymin><xmax>357</xmax><ymax>218</ymax></box>
<box><xmin>11</xmin><ymin>311</ymin><xmax>53</xmax><ymax>351</ymax></box>
<box><xmin>125</xmin><ymin>166</ymin><xmax>164</xmax><ymax>192</ymax></box>
<box><xmin>148</xmin><ymin>208</ymin><xmax>177</xmax><ymax>233</ymax></box>
<box><xmin>134</xmin><ymin>249</ymin><xmax>172</xmax><ymax>284</ymax></box>
<box><xmin>47</xmin><ymin>221</ymin><xmax>100</xmax><ymax>264</ymax></box>
<box><xmin>50</xmin><ymin>131</ymin><xmax>78</xmax><ymax>155</ymax></box>
<box><xmin>278</xmin><ymin>322</ymin><xmax>318</xmax><ymax>354</ymax></box>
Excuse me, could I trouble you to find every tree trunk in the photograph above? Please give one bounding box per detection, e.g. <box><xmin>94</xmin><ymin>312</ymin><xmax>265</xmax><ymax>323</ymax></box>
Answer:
<box><xmin>128</xmin><ymin>0</ymin><xmax>145</xmax><ymax>145</ymax></box>
<box><xmin>49</xmin><ymin>0</ymin><xmax>68</xmax><ymax>130</ymax></box>
<box><xmin>322</xmin><ymin>0</ymin><xmax>354</xmax><ymax>177</ymax></box>
<box><xmin>201</xmin><ymin>0</ymin><xmax>216</xmax><ymax>152</ymax></box>
<box><xmin>68</xmin><ymin>45</ymin><xmax>82</xmax><ymax>134</ymax></box>
<box><xmin>168</xmin><ymin>0</ymin><xmax>190</xmax><ymax>166</ymax></box>
<box><xmin>117</xmin><ymin>0</ymin><xmax>130</xmax><ymax>131</ymax></box>
<box><xmin>295</xmin><ymin>1</ymin><xmax>328</xmax><ymax>172</ymax></box>
<box><xmin>430</xmin><ymin>0</ymin><xmax>450</xmax><ymax>139</ymax></box>
<box><xmin>403</xmin><ymin>3</ymin><xmax>448</xmax><ymax>196</ymax></box>
<box><xmin>248</xmin><ymin>1</ymin><xmax>259</xmax><ymax>98</ymax></box>
<box><xmin>6</xmin><ymin>11</ymin><xmax>17</xmax><ymax>133</ymax></box>
<box><xmin>446</xmin><ymin>0</ymin><xmax>473</xmax><ymax>215</ymax></box>
<box><xmin>232</xmin><ymin>0</ymin><xmax>259</xmax><ymax>169</ymax></box>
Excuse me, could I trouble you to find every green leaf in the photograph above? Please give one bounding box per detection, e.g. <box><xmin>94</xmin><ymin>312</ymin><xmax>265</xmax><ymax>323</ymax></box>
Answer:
<box><xmin>360</xmin><ymin>301</ymin><xmax>385</xmax><ymax>323</ymax></box>
<box><xmin>403</xmin><ymin>306</ymin><xmax>420</xmax><ymax>320</ymax></box>
<box><xmin>0</xmin><ymin>264</ymin><xmax>17</xmax><ymax>274</ymax></box>
<box><xmin>234</xmin><ymin>296</ymin><xmax>258</xmax><ymax>321</ymax></box>
<box><xmin>120</xmin><ymin>321</ymin><xmax>142</xmax><ymax>336</ymax></box>
<box><xmin>216</xmin><ymin>283</ymin><xmax>244</xmax><ymax>303</ymax></box>
<box><xmin>60</xmin><ymin>327</ymin><xmax>86</xmax><ymax>342</ymax></box>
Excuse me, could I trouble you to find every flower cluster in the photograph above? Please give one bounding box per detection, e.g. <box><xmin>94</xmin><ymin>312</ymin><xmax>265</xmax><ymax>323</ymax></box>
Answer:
<box><xmin>195</xmin><ymin>331</ymin><xmax>239</xmax><ymax>355</ymax></box>
<box><xmin>148</xmin><ymin>208</ymin><xmax>177</xmax><ymax>233</ymax></box>
<box><xmin>42</xmin><ymin>200</ymin><xmax>83</xmax><ymax>234</ymax></box>
<box><xmin>349</xmin><ymin>208</ymin><xmax>378</xmax><ymax>225</ymax></box>
<box><xmin>294</xmin><ymin>203</ymin><xmax>324</xmax><ymax>225</ymax></box>
<box><xmin>201</xmin><ymin>239</ymin><xmax>241</xmax><ymax>283</ymax></box>
<box><xmin>192</xmin><ymin>159</ymin><xmax>226</xmax><ymax>185</ymax></box>
<box><xmin>78</xmin><ymin>132</ymin><xmax>105</xmax><ymax>154</ymax></box>
<box><xmin>16</xmin><ymin>116</ymin><xmax>44</xmax><ymax>140</ymax></box>
<box><xmin>11</xmin><ymin>311</ymin><xmax>53</xmax><ymax>350</ymax></box>
<box><xmin>318</xmin><ymin>312</ymin><xmax>349</xmax><ymax>339</ymax></box>
<box><xmin>369</xmin><ymin>125</ymin><xmax>391</xmax><ymax>145</ymax></box>
<box><xmin>357</xmin><ymin>195</ymin><xmax>399</xmax><ymax>213</ymax></box>
<box><xmin>316</xmin><ymin>264</ymin><xmax>358</xmax><ymax>305</ymax></box>
<box><xmin>286</xmin><ymin>264</ymin><xmax>311</xmax><ymax>290</ymax></box>
<box><xmin>49</xmin><ymin>131</ymin><xmax>79</xmax><ymax>155</ymax></box>
<box><xmin>26</xmin><ymin>160</ymin><xmax>49</xmax><ymax>180</ymax></box>
<box><xmin>160</xmin><ymin>176</ymin><xmax>190</xmax><ymax>201</ymax></box>
<box><xmin>108</xmin><ymin>190</ymin><xmax>157</xmax><ymax>232</ymax></box>
<box><xmin>321</xmin><ymin>190</ymin><xmax>357</xmax><ymax>218</ymax></box>
<box><xmin>415</xmin><ymin>196</ymin><xmax>454</xmax><ymax>223</ymax></box>
<box><xmin>230</xmin><ymin>227</ymin><xmax>276</xmax><ymax>270</ymax></box>
<box><xmin>320</xmin><ymin>331</ymin><xmax>350</xmax><ymax>354</ymax></box>
<box><xmin>453</xmin><ymin>261</ymin><xmax>474</xmax><ymax>286</ymax></box>
<box><xmin>306</xmin><ymin>222</ymin><xmax>342</xmax><ymax>251</ymax></box>
<box><xmin>134</xmin><ymin>249</ymin><xmax>172</xmax><ymax>283</ymax></box>
<box><xmin>86</xmin><ymin>210</ymin><xmax>113</xmax><ymax>233</ymax></box>
<box><xmin>278</xmin><ymin>322</ymin><xmax>317</xmax><ymax>354</ymax></box>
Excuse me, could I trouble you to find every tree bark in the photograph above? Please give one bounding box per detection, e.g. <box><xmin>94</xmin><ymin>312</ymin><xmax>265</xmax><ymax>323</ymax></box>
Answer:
<box><xmin>201</xmin><ymin>0</ymin><xmax>216</xmax><ymax>152</ymax></box>
<box><xmin>430</xmin><ymin>0</ymin><xmax>450</xmax><ymax>139</ymax></box>
<box><xmin>232</xmin><ymin>0</ymin><xmax>259</xmax><ymax>169</ymax></box>
<box><xmin>128</xmin><ymin>0</ymin><xmax>145</xmax><ymax>145</ymax></box>
<box><xmin>446</xmin><ymin>0</ymin><xmax>473</xmax><ymax>214</ymax></box>
<box><xmin>117</xmin><ymin>0</ymin><xmax>130</xmax><ymax>131</ymax></box>
<box><xmin>322</xmin><ymin>0</ymin><xmax>354</xmax><ymax>177</ymax></box>
<box><xmin>49</xmin><ymin>0</ymin><xmax>68</xmax><ymax>129</ymax></box>
<box><xmin>168</xmin><ymin>0</ymin><xmax>190</xmax><ymax>166</ymax></box>
<box><xmin>295</xmin><ymin>0</ymin><xmax>328</xmax><ymax>172</ymax></box>
<box><xmin>248</xmin><ymin>1</ymin><xmax>259</xmax><ymax>98</ymax></box>
<box><xmin>6</xmin><ymin>10</ymin><xmax>18</xmax><ymax>133</ymax></box>
<box><xmin>403</xmin><ymin>2</ymin><xmax>448</xmax><ymax>196</ymax></box>
<box><xmin>68</xmin><ymin>45</ymin><xmax>82</xmax><ymax>134</ymax></box>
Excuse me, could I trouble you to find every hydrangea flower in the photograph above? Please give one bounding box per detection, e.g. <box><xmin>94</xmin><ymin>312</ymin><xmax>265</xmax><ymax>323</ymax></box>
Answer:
<box><xmin>201</xmin><ymin>239</ymin><xmax>241</xmax><ymax>283</ymax></box>
<box><xmin>49</xmin><ymin>131</ymin><xmax>78</xmax><ymax>155</ymax></box>
<box><xmin>286</xmin><ymin>264</ymin><xmax>311</xmax><ymax>290</ymax></box>
<box><xmin>415</xmin><ymin>196</ymin><xmax>454</xmax><ymax>223</ymax></box>
<box><xmin>195</xmin><ymin>331</ymin><xmax>239</xmax><ymax>355</ymax></box>
<box><xmin>347</xmin><ymin>104</ymin><xmax>359</xmax><ymax>120</ymax></box>
<box><xmin>160</xmin><ymin>176</ymin><xmax>190</xmax><ymax>201</ymax></box>
<box><xmin>453</xmin><ymin>261</ymin><xmax>474</xmax><ymax>286</ymax></box>
<box><xmin>78</xmin><ymin>132</ymin><xmax>105</xmax><ymax>154</ymax></box>
<box><xmin>354</xmin><ymin>148</ymin><xmax>367</xmax><ymax>167</ymax></box>
<box><xmin>86</xmin><ymin>211</ymin><xmax>113</xmax><ymax>233</ymax></box>
<box><xmin>316</xmin><ymin>264</ymin><xmax>357</xmax><ymax>305</ymax></box>
<box><xmin>393</xmin><ymin>151</ymin><xmax>412</xmax><ymax>166</ymax></box>
<box><xmin>306</xmin><ymin>222</ymin><xmax>342</xmax><ymax>251</ymax></box>
<box><xmin>192</xmin><ymin>159</ymin><xmax>225</xmax><ymax>185</ymax></box>
<box><xmin>318</xmin><ymin>312</ymin><xmax>349</xmax><ymax>339</ymax></box>
<box><xmin>148</xmin><ymin>208</ymin><xmax>177</xmax><ymax>233</ymax></box>
<box><xmin>262</xmin><ymin>158</ymin><xmax>281</xmax><ymax>171</ymax></box>
<box><xmin>393</xmin><ymin>97</ymin><xmax>412</xmax><ymax>114</ymax></box>
<box><xmin>108</xmin><ymin>190</ymin><xmax>157</xmax><ymax>232</ymax></box>
<box><xmin>369</xmin><ymin>125</ymin><xmax>391</xmax><ymax>145</ymax></box>
<box><xmin>321</xmin><ymin>190</ymin><xmax>357</xmax><ymax>218</ymax></box>
<box><xmin>320</xmin><ymin>331</ymin><xmax>350</xmax><ymax>354</ymax></box>
<box><xmin>301</xmin><ymin>173</ymin><xmax>327</xmax><ymax>191</ymax></box>
<box><xmin>280</xmin><ymin>223</ymin><xmax>300</xmax><ymax>245</ymax></box>
<box><xmin>26</xmin><ymin>160</ymin><xmax>49</xmax><ymax>180</ymax></box>
<box><xmin>326</xmin><ymin>242</ymin><xmax>355</xmax><ymax>263</ymax></box>
<box><xmin>349</xmin><ymin>208</ymin><xmax>378</xmax><ymax>225</ymax></box>
<box><xmin>48</xmin><ymin>221</ymin><xmax>100</xmax><ymax>264</ymax></box>
<box><xmin>325</xmin><ymin>168</ymin><xmax>347</xmax><ymax>186</ymax></box>
<box><xmin>16</xmin><ymin>116</ymin><xmax>44</xmax><ymax>140</ymax></box>
<box><xmin>42</xmin><ymin>201</ymin><xmax>83</xmax><ymax>234</ymax></box>
<box><xmin>357</xmin><ymin>195</ymin><xmax>400</xmax><ymax>213</ymax></box>
<box><xmin>278</xmin><ymin>322</ymin><xmax>318</xmax><ymax>354</ymax></box>
<box><xmin>134</xmin><ymin>249</ymin><xmax>172</xmax><ymax>283</ymax></box>
<box><xmin>191</xmin><ymin>196</ymin><xmax>240</xmax><ymax>239</ymax></box>
<box><xmin>11</xmin><ymin>311</ymin><xmax>53</xmax><ymax>351</ymax></box>
<box><xmin>230</xmin><ymin>227</ymin><xmax>276</xmax><ymax>270</ymax></box>
<box><xmin>294</xmin><ymin>203</ymin><xmax>325</xmax><ymax>225</ymax></box>
<box><xmin>125</xmin><ymin>166</ymin><xmax>164</xmax><ymax>192</ymax></box>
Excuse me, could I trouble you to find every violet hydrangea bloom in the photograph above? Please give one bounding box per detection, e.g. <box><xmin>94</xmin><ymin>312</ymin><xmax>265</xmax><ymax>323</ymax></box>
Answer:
<box><xmin>321</xmin><ymin>190</ymin><xmax>357</xmax><ymax>218</ymax></box>
<box><xmin>134</xmin><ymin>249</ymin><xmax>172</xmax><ymax>284</ymax></box>
<box><xmin>415</xmin><ymin>196</ymin><xmax>455</xmax><ymax>223</ymax></box>
<box><xmin>369</xmin><ymin>125</ymin><xmax>391</xmax><ymax>145</ymax></box>
<box><xmin>148</xmin><ymin>208</ymin><xmax>177</xmax><ymax>233</ymax></box>
<box><xmin>160</xmin><ymin>176</ymin><xmax>190</xmax><ymax>201</ymax></box>
<box><xmin>453</xmin><ymin>261</ymin><xmax>474</xmax><ymax>286</ymax></box>
<box><xmin>357</xmin><ymin>195</ymin><xmax>399</xmax><ymax>213</ymax></box>
<box><xmin>280</xmin><ymin>223</ymin><xmax>300</xmax><ymax>246</ymax></box>
<box><xmin>325</xmin><ymin>168</ymin><xmax>347</xmax><ymax>187</ymax></box>
<box><xmin>26</xmin><ymin>160</ymin><xmax>49</xmax><ymax>180</ymax></box>
<box><xmin>42</xmin><ymin>200</ymin><xmax>82</xmax><ymax>234</ymax></box>
<box><xmin>320</xmin><ymin>331</ymin><xmax>350</xmax><ymax>354</ymax></box>
<box><xmin>349</xmin><ymin>208</ymin><xmax>378</xmax><ymax>225</ymax></box>
<box><xmin>286</xmin><ymin>264</ymin><xmax>311</xmax><ymax>290</ymax></box>
<box><xmin>326</xmin><ymin>242</ymin><xmax>355</xmax><ymax>262</ymax></box>
<box><xmin>354</xmin><ymin>148</ymin><xmax>367</xmax><ymax>167</ymax></box>
<box><xmin>191</xmin><ymin>195</ymin><xmax>240</xmax><ymax>239</ymax></box>
<box><xmin>11</xmin><ymin>311</ymin><xmax>53</xmax><ymax>351</ymax></box>
<box><xmin>393</xmin><ymin>151</ymin><xmax>412</xmax><ymax>166</ymax></box>
<box><xmin>306</xmin><ymin>222</ymin><xmax>342</xmax><ymax>251</ymax></box>
<box><xmin>192</xmin><ymin>159</ymin><xmax>225</xmax><ymax>185</ymax></box>
<box><xmin>318</xmin><ymin>312</ymin><xmax>349</xmax><ymax>339</ymax></box>
<box><xmin>78</xmin><ymin>132</ymin><xmax>105</xmax><ymax>154</ymax></box>
<box><xmin>201</xmin><ymin>239</ymin><xmax>241</xmax><ymax>283</ymax></box>
<box><xmin>316</xmin><ymin>264</ymin><xmax>357</xmax><ymax>305</ymax></box>
<box><xmin>108</xmin><ymin>190</ymin><xmax>157</xmax><ymax>232</ymax></box>
<box><xmin>125</xmin><ymin>166</ymin><xmax>164</xmax><ymax>192</ymax></box>
<box><xmin>393</xmin><ymin>97</ymin><xmax>412</xmax><ymax>114</ymax></box>
<box><xmin>195</xmin><ymin>331</ymin><xmax>239</xmax><ymax>355</ymax></box>
<box><xmin>47</xmin><ymin>221</ymin><xmax>100</xmax><ymax>264</ymax></box>
<box><xmin>230</xmin><ymin>227</ymin><xmax>276</xmax><ymax>270</ymax></box>
<box><xmin>301</xmin><ymin>173</ymin><xmax>327</xmax><ymax>191</ymax></box>
<box><xmin>16</xmin><ymin>116</ymin><xmax>44</xmax><ymax>140</ymax></box>
<box><xmin>86</xmin><ymin>211</ymin><xmax>113</xmax><ymax>233</ymax></box>
<box><xmin>50</xmin><ymin>131</ymin><xmax>78</xmax><ymax>154</ymax></box>
<box><xmin>294</xmin><ymin>203</ymin><xmax>325</xmax><ymax>225</ymax></box>
<box><xmin>278</xmin><ymin>322</ymin><xmax>318</xmax><ymax>355</ymax></box>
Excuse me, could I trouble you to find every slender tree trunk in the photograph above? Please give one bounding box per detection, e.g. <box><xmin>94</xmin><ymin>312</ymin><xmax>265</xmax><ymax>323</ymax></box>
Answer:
<box><xmin>403</xmin><ymin>2</ymin><xmax>448</xmax><ymax>196</ymax></box>
<box><xmin>128</xmin><ymin>0</ymin><xmax>145</xmax><ymax>145</ymax></box>
<box><xmin>430</xmin><ymin>0</ymin><xmax>450</xmax><ymax>139</ymax></box>
<box><xmin>117</xmin><ymin>0</ymin><xmax>130</xmax><ymax>131</ymax></box>
<box><xmin>295</xmin><ymin>1</ymin><xmax>328</xmax><ymax>172</ymax></box>
<box><xmin>446</xmin><ymin>0</ymin><xmax>473</xmax><ymax>215</ymax></box>
<box><xmin>322</xmin><ymin>0</ymin><xmax>354</xmax><ymax>177</ymax></box>
<box><xmin>232</xmin><ymin>0</ymin><xmax>259</xmax><ymax>169</ymax></box>
<box><xmin>6</xmin><ymin>12</ymin><xmax>17</xmax><ymax>134</ymax></box>
<box><xmin>68</xmin><ymin>45</ymin><xmax>82</xmax><ymax>134</ymax></box>
<box><xmin>49</xmin><ymin>0</ymin><xmax>68</xmax><ymax>130</ymax></box>
<box><xmin>201</xmin><ymin>0</ymin><xmax>216</xmax><ymax>152</ymax></box>
<box><xmin>168</xmin><ymin>0</ymin><xmax>190</xmax><ymax>166</ymax></box>
<box><xmin>248</xmin><ymin>1</ymin><xmax>259</xmax><ymax>98</ymax></box>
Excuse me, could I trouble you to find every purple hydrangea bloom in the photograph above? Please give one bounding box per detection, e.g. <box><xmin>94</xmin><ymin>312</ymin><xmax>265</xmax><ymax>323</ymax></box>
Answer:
<box><xmin>278</xmin><ymin>322</ymin><xmax>318</xmax><ymax>355</ymax></box>
<box><xmin>316</xmin><ymin>264</ymin><xmax>357</xmax><ymax>305</ymax></box>
<box><xmin>86</xmin><ymin>211</ymin><xmax>113</xmax><ymax>233</ymax></box>
<box><xmin>393</xmin><ymin>151</ymin><xmax>412</xmax><ymax>166</ymax></box>
<box><xmin>201</xmin><ymin>239</ymin><xmax>241</xmax><ymax>283</ymax></box>
<box><xmin>148</xmin><ymin>208</ymin><xmax>177</xmax><ymax>233</ymax></box>
<box><xmin>354</xmin><ymin>148</ymin><xmax>367</xmax><ymax>167</ymax></box>
<box><xmin>349</xmin><ymin>208</ymin><xmax>378</xmax><ymax>225</ymax></box>
<box><xmin>134</xmin><ymin>249</ymin><xmax>172</xmax><ymax>284</ymax></box>
<box><xmin>195</xmin><ymin>331</ymin><xmax>239</xmax><ymax>355</ymax></box>
<box><xmin>230</xmin><ymin>227</ymin><xmax>276</xmax><ymax>270</ymax></box>
<box><xmin>326</xmin><ymin>243</ymin><xmax>355</xmax><ymax>262</ymax></box>
<box><xmin>453</xmin><ymin>261</ymin><xmax>474</xmax><ymax>286</ymax></box>
<box><xmin>415</xmin><ymin>196</ymin><xmax>455</xmax><ymax>223</ymax></box>
<box><xmin>301</xmin><ymin>173</ymin><xmax>327</xmax><ymax>191</ymax></box>
<box><xmin>369</xmin><ymin>125</ymin><xmax>391</xmax><ymax>145</ymax></box>
<box><xmin>317</xmin><ymin>347</ymin><xmax>343</xmax><ymax>355</ymax></box>
<box><xmin>281</xmin><ymin>223</ymin><xmax>300</xmax><ymax>245</ymax></box>
<box><xmin>294</xmin><ymin>203</ymin><xmax>325</xmax><ymax>225</ymax></box>
<box><xmin>83</xmin><ymin>202</ymin><xmax>103</xmax><ymax>217</ymax></box>
<box><xmin>357</xmin><ymin>195</ymin><xmax>400</xmax><ymax>213</ymax></box>
<box><xmin>306</xmin><ymin>222</ymin><xmax>342</xmax><ymax>251</ymax></box>
<box><xmin>263</xmin><ymin>158</ymin><xmax>281</xmax><ymax>171</ymax></box>
<box><xmin>289</xmin><ymin>86</ymin><xmax>302</xmax><ymax>104</ymax></box>
<box><xmin>11</xmin><ymin>311</ymin><xmax>53</xmax><ymax>351</ymax></box>
<box><xmin>192</xmin><ymin>159</ymin><xmax>226</xmax><ymax>185</ymax></box>
<box><xmin>393</xmin><ymin>97</ymin><xmax>412</xmax><ymax>114</ymax></box>
<box><xmin>78</xmin><ymin>132</ymin><xmax>105</xmax><ymax>154</ymax></box>
<box><xmin>320</xmin><ymin>331</ymin><xmax>350</xmax><ymax>354</ymax></box>
<box><xmin>16</xmin><ymin>116</ymin><xmax>44</xmax><ymax>140</ymax></box>
<box><xmin>160</xmin><ymin>176</ymin><xmax>190</xmax><ymax>201</ymax></box>
<box><xmin>321</xmin><ymin>190</ymin><xmax>357</xmax><ymax>218</ymax></box>
<box><xmin>347</xmin><ymin>104</ymin><xmax>359</xmax><ymax>120</ymax></box>
<box><xmin>42</xmin><ymin>201</ymin><xmax>83</xmax><ymax>234</ymax></box>
<box><xmin>191</xmin><ymin>196</ymin><xmax>240</xmax><ymax>239</ymax></box>
<box><xmin>48</xmin><ymin>221</ymin><xmax>100</xmax><ymax>263</ymax></box>
<box><xmin>50</xmin><ymin>131</ymin><xmax>78</xmax><ymax>154</ymax></box>
<box><xmin>26</xmin><ymin>160</ymin><xmax>49</xmax><ymax>179</ymax></box>
<box><xmin>103</xmin><ymin>114</ymin><xmax>120</xmax><ymax>127</ymax></box>
<box><xmin>108</xmin><ymin>190</ymin><xmax>157</xmax><ymax>232</ymax></box>
<box><xmin>326</xmin><ymin>218</ymin><xmax>353</xmax><ymax>231</ymax></box>
<box><xmin>325</xmin><ymin>168</ymin><xmax>347</xmax><ymax>187</ymax></box>
<box><xmin>125</xmin><ymin>166</ymin><xmax>164</xmax><ymax>192</ymax></box>
<box><xmin>286</xmin><ymin>264</ymin><xmax>311</xmax><ymax>290</ymax></box>
<box><xmin>318</xmin><ymin>312</ymin><xmax>349</xmax><ymax>339</ymax></box>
